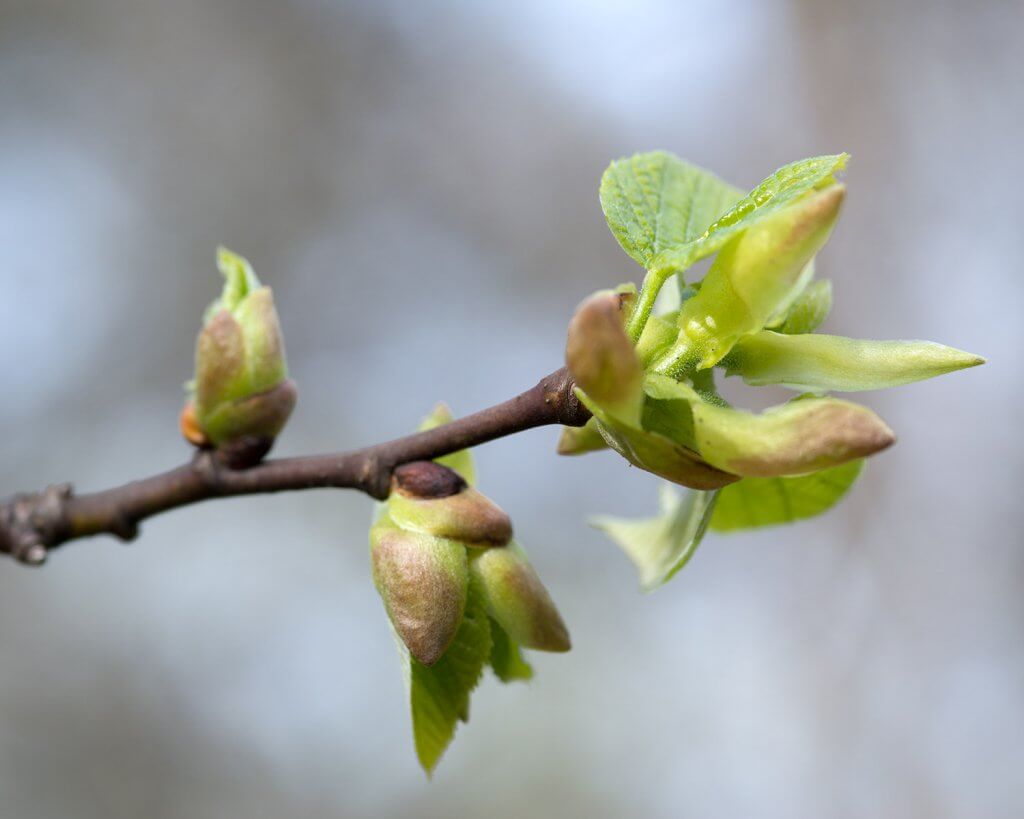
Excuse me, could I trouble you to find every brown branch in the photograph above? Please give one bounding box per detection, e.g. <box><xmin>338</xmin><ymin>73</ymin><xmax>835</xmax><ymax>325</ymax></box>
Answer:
<box><xmin>0</xmin><ymin>367</ymin><xmax>589</xmax><ymax>566</ymax></box>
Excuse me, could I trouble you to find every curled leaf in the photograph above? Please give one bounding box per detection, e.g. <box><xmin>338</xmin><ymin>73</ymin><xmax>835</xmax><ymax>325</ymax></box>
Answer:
<box><xmin>593</xmin><ymin>484</ymin><xmax>718</xmax><ymax>591</ymax></box>
<box><xmin>651</xmin><ymin>154</ymin><xmax>849</xmax><ymax>274</ymax></box>
<box><xmin>723</xmin><ymin>331</ymin><xmax>985</xmax><ymax>392</ymax></box>
<box><xmin>772</xmin><ymin>279</ymin><xmax>833</xmax><ymax>334</ymax></box>
<box><xmin>691</xmin><ymin>394</ymin><xmax>895</xmax><ymax>477</ymax></box>
<box><xmin>659</xmin><ymin>184</ymin><xmax>846</xmax><ymax>372</ymax></box>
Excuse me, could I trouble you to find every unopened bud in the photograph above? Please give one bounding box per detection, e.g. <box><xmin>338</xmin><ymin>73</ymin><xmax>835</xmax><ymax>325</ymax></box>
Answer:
<box><xmin>469</xmin><ymin>542</ymin><xmax>570</xmax><ymax>653</ymax></box>
<box><xmin>191</xmin><ymin>248</ymin><xmax>296</xmax><ymax>452</ymax></box>
<box><xmin>370</xmin><ymin>515</ymin><xmax>469</xmax><ymax>666</ymax></box>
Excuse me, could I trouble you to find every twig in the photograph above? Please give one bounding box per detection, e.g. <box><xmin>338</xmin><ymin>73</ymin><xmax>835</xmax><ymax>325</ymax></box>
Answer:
<box><xmin>0</xmin><ymin>367</ymin><xmax>588</xmax><ymax>565</ymax></box>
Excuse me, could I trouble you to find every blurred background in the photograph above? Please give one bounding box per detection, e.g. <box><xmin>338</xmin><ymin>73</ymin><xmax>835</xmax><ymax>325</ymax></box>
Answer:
<box><xmin>0</xmin><ymin>0</ymin><xmax>1019</xmax><ymax>816</ymax></box>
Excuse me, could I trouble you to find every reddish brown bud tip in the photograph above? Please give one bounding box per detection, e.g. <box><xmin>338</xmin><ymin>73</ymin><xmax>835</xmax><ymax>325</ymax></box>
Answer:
<box><xmin>393</xmin><ymin>461</ymin><xmax>467</xmax><ymax>499</ymax></box>
<box><xmin>179</xmin><ymin>401</ymin><xmax>210</xmax><ymax>448</ymax></box>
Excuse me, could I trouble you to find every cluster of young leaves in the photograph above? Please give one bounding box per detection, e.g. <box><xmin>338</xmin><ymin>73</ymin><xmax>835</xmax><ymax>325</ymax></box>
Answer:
<box><xmin>371</xmin><ymin>405</ymin><xmax>569</xmax><ymax>774</ymax></box>
<box><xmin>566</xmin><ymin>151</ymin><xmax>983</xmax><ymax>591</ymax></box>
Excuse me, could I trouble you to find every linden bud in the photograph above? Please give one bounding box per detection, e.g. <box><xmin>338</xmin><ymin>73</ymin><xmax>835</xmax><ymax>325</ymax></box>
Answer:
<box><xmin>190</xmin><ymin>248</ymin><xmax>296</xmax><ymax>452</ymax></box>
<box><xmin>370</xmin><ymin>515</ymin><xmax>468</xmax><ymax>666</ymax></box>
<box><xmin>469</xmin><ymin>542</ymin><xmax>570</xmax><ymax>653</ymax></box>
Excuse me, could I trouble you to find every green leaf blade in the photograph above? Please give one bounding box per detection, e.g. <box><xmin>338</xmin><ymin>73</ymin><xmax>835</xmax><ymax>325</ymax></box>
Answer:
<box><xmin>710</xmin><ymin>460</ymin><xmax>865</xmax><ymax>531</ymax></box>
<box><xmin>600</xmin><ymin>152</ymin><xmax>744</xmax><ymax>269</ymax></box>
<box><xmin>652</xmin><ymin>153</ymin><xmax>848</xmax><ymax>274</ymax></box>
<box><xmin>488</xmin><ymin>617</ymin><xmax>534</xmax><ymax>682</ymax></box>
<box><xmin>593</xmin><ymin>485</ymin><xmax>719</xmax><ymax>591</ymax></box>
<box><xmin>405</xmin><ymin>571</ymin><xmax>493</xmax><ymax>775</ymax></box>
<box><xmin>772</xmin><ymin>279</ymin><xmax>833</xmax><ymax>334</ymax></box>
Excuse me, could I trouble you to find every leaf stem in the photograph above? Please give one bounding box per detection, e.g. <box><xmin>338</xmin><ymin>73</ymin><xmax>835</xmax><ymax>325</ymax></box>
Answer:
<box><xmin>626</xmin><ymin>268</ymin><xmax>671</xmax><ymax>341</ymax></box>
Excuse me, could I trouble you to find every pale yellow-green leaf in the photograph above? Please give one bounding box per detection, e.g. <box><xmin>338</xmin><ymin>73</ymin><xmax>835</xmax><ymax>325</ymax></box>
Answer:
<box><xmin>723</xmin><ymin>332</ymin><xmax>985</xmax><ymax>392</ymax></box>
<box><xmin>710</xmin><ymin>460</ymin><xmax>864</xmax><ymax>531</ymax></box>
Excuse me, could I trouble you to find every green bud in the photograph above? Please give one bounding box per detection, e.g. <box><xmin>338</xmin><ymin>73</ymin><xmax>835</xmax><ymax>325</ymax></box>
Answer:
<box><xmin>370</xmin><ymin>514</ymin><xmax>468</xmax><ymax>666</ymax></box>
<box><xmin>556</xmin><ymin>417</ymin><xmax>609</xmax><ymax>456</ymax></box>
<box><xmin>565</xmin><ymin>292</ymin><xmax>643</xmax><ymax>424</ymax></box>
<box><xmin>191</xmin><ymin>247</ymin><xmax>295</xmax><ymax>449</ymax></box>
<box><xmin>388</xmin><ymin>482</ymin><xmax>513</xmax><ymax>547</ymax></box>
<box><xmin>722</xmin><ymin>331</ymin><xmax>985</xmax><ymax>392</ymax></box>
<box><xmin>469</xmin><ymin>541</ymin><xmax>570</xmax><ymax>653</ymax></box>
<box><xmin>657</xmin><ymin>184</ymin><xmax>845</xmax><ymax>373</ymax></box>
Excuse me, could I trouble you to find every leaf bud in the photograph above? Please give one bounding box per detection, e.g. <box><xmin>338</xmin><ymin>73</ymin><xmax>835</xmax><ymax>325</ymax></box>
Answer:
<box><xmin>189</xmin><ymin>247</ymin><xmax>296</xmax><ymax>454</ymax></box>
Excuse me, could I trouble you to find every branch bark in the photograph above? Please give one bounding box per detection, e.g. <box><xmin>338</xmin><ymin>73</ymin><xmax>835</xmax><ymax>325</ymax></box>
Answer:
<box><xmin>0</xmin><ymin>367</ymin><xmax>589</xmax><ymax>566</ymax></box>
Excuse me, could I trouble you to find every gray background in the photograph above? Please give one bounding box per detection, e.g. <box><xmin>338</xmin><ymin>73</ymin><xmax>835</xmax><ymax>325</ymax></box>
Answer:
<box><xmin>0</xmin><ymin>1</ymin><xmax>1019</xmax><ymax>817</ymax></box>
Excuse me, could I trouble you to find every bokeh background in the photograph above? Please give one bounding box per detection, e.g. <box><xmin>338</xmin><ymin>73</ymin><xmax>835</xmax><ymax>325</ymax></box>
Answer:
<box><xmin>0</xmin><ymin>1</ymin><xmax>1019</xmax><ymax>816</ymax></box>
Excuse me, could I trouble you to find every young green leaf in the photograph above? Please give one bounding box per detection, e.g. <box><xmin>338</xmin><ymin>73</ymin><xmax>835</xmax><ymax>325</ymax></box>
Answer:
<box><xmin>771</xmin><ymin>279</ymin><xmax>833</xmax><ymax>334</ymax></box>
<box><xmin>600</xmin><ymin>151</ymin><xmax>744</xmax><ymax>269</ymax></box>
<box><xmin>419</xmin><ymin>403</ymin><xmax>476</xmax><ymax>485</ymax></box>
<box><xmin>592</xmin><ymin>484</ymin><xmax>719</xmax><ymax>591</ymax></box>
<box><xmin>722</xmin><ymin>332</ymin><xmax>985</xmax><ymax>392</ymax></box>
<box><xmin>488</xmin><ymin>617</ymin><xmax>534</xmax><ymax>683</ymax></box>
<box><xmin>651</xmin><ymin>154</ymin><xmax>849</xmax><ymax>274</ymax></box>
<box><xmin>556</xmin><ymin>417</ymin><xmax>609</xmax><ymax>456</ymax></box>
<box><xmin>404</xmin><ymin>571</ymin><xmax>493</xmax><ymax>775</ymax></box>
<box><xmin>710</xmin><ymin>460</ymin><xmax>864</xmax><ymax>532</ymax></box>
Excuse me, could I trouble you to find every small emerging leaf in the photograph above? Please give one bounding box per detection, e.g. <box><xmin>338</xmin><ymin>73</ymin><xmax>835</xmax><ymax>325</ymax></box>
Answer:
<box><xmin>405</xmin><ymin>571</ymin><xmax>493</xmax><ymax>774</ymax></box>
<box><xmin>652</xmin><ymin>154</ymin><xmax>848</xmax><ymax>274</ymax></box>
<box><xmin>710</xmin><ymin>460</ymin><xmax>864</xmax><ymax>531</ymax></box>
<box><xmin>419</xmin><ymin>404</ymin><xmax>476</xmax><ymax>485</ymax></box>
<box><xmin>557</xmin><ymin>418</ymin><xmax>609</xmax><ymax>456</ymax></box>
<box><xmin>773</xmin><ymin>279</ymin><xmax>833</xmax><ymax>334</ymax></box>
<box><xmin>600</xmin><ymin>151</ymin><xmax>743</xmax><ymax>269</ymax></box>
<box><xmin>488</xmin><ymin>617</ymin><xmax>534</xmax><ymax>682</ymax></box>
<box><xmin>593</xmin><ymin>484</ymin><xmax>718</xmax><ymax>591</ymax></box>
<box><xmin>723</xmin><ymin>332</ymin><xmax>985</xmax><ymax>392</ymax></box>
